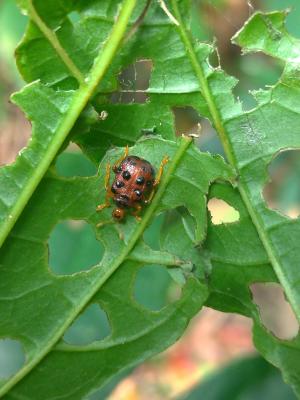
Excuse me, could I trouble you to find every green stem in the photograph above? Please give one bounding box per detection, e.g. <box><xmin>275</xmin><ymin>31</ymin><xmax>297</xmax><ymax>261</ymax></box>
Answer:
<box><xmin>0</xmin><ymin>0</ymin><xmax>137</xmax><ymax>249</ymax></box>
<box><xmin>171</xmin><ymin>0</ymin><xmax>300</xmax><ymax>323</ymax></box>
<box><xmin>238</xmin><ymin>184</ymin><xmax>300</xmax><ymax>323</ymax></box>
<box><xmin>27</xmin><ymin>0</ymin><xmax>85</xmax><ymax>85</ymax></box>
<box><xmin>0</xmin><ymin>136</ymin><xmax>191</xmax><ymax>397</ymax></box>
<box><xmin>128</xmin><ymin>252</ymin><xmax>185</xmax><ymax>266</ymax></box>
<box><xmin>170</xmin><ymin>0</ymin><xmax>235</xmax><ymax>167</ymax></box>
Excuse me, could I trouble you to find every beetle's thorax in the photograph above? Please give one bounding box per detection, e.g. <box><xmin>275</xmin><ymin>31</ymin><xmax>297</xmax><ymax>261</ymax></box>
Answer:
<box><xmin>114</xmin><ymin>194</ymin><xmax>130</xmax><ymax>208</ymax></box>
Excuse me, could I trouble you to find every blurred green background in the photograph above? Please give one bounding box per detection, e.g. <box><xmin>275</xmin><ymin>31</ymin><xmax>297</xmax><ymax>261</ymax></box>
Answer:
<box><xmin>0</xmin><ymin>0</ymin><xmax>299</xmax><ymax>398</ymax></box>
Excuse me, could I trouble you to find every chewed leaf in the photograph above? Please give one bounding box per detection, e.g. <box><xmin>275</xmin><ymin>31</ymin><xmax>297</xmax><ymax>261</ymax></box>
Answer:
<box><xmin>11</xmin><ymin>270</ymin><xmax>206</xmax><ymax>400</ymax></box>
<box><xmin>162</xmin><ymin>183</ymin><xmax>300</xmax><ymax>396</ymax></box>
<box><xmin>160</xmin><ymin>3</ymin><xmax>300</xmax><ymax>395</ymax></box>
<box><xmin>0</xmin><ymin>83</ymin><xmax>74</xmax><ymax>246</ymax></box>
<box><xmin>0</xmin><ymin>0</ymin><xmax>138</xmax><ymax>247</ymax></box>
<box><xmin>2</xmin><ymin>0</ymin><xmax>300</xmax><ymax>397</ymax></box>
<box><xmin>0</xmin><ymin>134</ymin><xmax>220</xmax><ymax>398</ymax></box>
<box><xmin>232</xmin><ymin>11</ymin><xmax>300</xmax><ymax>62</ymax></box>
<box><xmin>224</xmin><ymin>13</ymin><xmax>300</xmax><ymax>323</ymax></box>
<box><xmin>97</xmin><ymin>137</ymin><xmax>234</xmax><ymax>243</ymax></box>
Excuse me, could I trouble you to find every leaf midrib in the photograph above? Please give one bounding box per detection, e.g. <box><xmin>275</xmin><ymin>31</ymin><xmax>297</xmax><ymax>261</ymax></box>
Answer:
<box><xmin>27</xmin><ymin>0</ymin><xmax>85</xmax><ymax>84</ymax></box>
<box><xmin>170</xmin><ymin>0</ymin><xmax>300</xmax><ymax>323</ymax></box>
<box><xmin>0</xmin><ymin>0</ymin><xmax>137</xmax><ymax>248</ymax></box>
<box><xmin>0</xmin><ymin>136</ymin><xmax>192</xmax><ymax>397</ymax></box>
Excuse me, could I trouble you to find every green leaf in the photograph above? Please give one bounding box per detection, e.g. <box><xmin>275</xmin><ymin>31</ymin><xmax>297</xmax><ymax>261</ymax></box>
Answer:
<box><xmin>205</xmin><ymin>183</ymin><xmax>300</xmax><ymax>397</ymax></box>
<box><xmin>74</xmin><ymin>101</ymin><xmax>176</xmax><ymax>164</ymax></box>
<box><xmin>161</xmin><ymin>181</ymin><xmax>300</xmax><ymax>396</ymax></box>
<box><xmin>0</xmin><ymin>132</ymin><xmax>232</xmax><ymax>397</ymax></box>
<box><xmin>2</xmin><ymin>0</ymin><xmax>300</xmax><ymax>397</ymax></box>
<box><xmin>226</xmin><ymin>11</ymin><xmax>300</xmax><ymax>322</ymax></box>
<box><xmin>158</xmin><ymin>4</ymin><xmax>300</xmax><ymax>395</ymax></box>
<box><xmin>0</xmin><ymin>1</ymin><xmax>236</xmax><ymax>396</ymax></box>
<box><xmin>232</xmin><ymin>10</ymin><xmax>300</xmax><ymax>62</ymax></box>
<box><xmin>0</xmin><ymin>0</ymin><xmax>138</xmax><ymax>247</ymax></box>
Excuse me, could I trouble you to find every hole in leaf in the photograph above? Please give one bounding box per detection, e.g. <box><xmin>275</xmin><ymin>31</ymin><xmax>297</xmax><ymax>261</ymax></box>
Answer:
<box><xmin>251</xmin><ymin>283</ymin><xmax>299</xmax><ymax>340</ymax></box>
<box><xmin>208</xmin><ymin>198</ymin><xmax>240</xmax><ymax>225</ymax></box>
<box><xmin>200</xmin><ymin>0</ymin><xmax>253</xmax><ymax>61</ymax></box>
<box><xmin>111</xmin><ymin>59</ymin><xmax>152</xmax><ymax>104</ymax></box>
<box><xmin>235</xmin><ymin>53</ymin><xmax>284</xmax><ymax>111</ymax></box>
<box><xmin>143</xmin><ymin>214</ymin><xmax>165</xmax><ymax>250</ymax></box>
<box><xmin>197</xmin><ymin>118</ymin><xmax>224</xmax><ymax>156</ymax></box>
<box><xmin>68</xmin><ymin>11</ymin><xmax>80</xmax><ymax>24</ymax></box>
<box><xmin>172</xmin><ymin>108</ymin><xmax>224</xmax><ymax>156</ymax></box>
<box><xmin>263</xmin><ymin>149</ymin><xmax>300</xmax><ymax>219</ymax></box>
<box><xmin>0</xmin><ymin>339</ymin><xmax>25</xmax><ymax>379</ymax></box>
<box><xmin>55</xmin><ymin>148</ymin><xmax>97</xmax><ymax>177</ymax></box>
<box><xmin>64</xmin><ymin>304</ymin><xmax>111</xmax><ymax>345</ymax></box>
<box><xmin>49</xmin><ymin>220</ymin><xmax>104</xmax><ymax>275</ymax></box>
<box><xmin>172</xmin><ymin>106</ymin><xmax>202</xmax><ymax>137</ymax></box>
<box><xmin>134</xmin><ymin>265</ymin><xmax>181</xmax><ymax>312</ymax></box>
<box><xmin>0</xmin><ymin>105</ymin><xmax>31</xmax><ymax>166</ymax></box>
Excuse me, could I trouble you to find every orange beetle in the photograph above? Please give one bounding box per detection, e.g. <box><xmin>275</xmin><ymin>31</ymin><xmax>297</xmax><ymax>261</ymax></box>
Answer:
<box><xmin>97</xmin><ymin>146</ymin><xmax>168</xmax><ymax>221</ymax></box>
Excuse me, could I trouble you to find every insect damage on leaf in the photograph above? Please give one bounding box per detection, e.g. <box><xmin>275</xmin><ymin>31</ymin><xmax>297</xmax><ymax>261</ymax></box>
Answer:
<box><xmin>1</xmin><ymin>0</ymin><xmax>300</xmax><ymax>399</ymax></box>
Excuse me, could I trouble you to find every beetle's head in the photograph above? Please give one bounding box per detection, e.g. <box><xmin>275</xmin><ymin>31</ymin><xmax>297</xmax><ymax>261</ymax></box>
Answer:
<box><xmin>112</xmin><ymin>207</ymin><xmax>125</xmax><ymax>221</ymax></box>
<box><xmin>115</xmin><ymin>194</ymin><xmax>130</xmax><ymax>208</ymax></box>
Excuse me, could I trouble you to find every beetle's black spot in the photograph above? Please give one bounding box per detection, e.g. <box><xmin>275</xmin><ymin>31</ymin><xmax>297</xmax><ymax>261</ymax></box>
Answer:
<box><xmin>130</xmin><ymin>161</ymin><xmax>137</xmax><ymax>166</ymax></box>
<box><xmin>117</xmin><ymin>166</ymin><xmax>122</xmax><ymax>172</ymax></box>
<box><xmin>141</xmin><ymin>166</ymin><xmax>147</xmax><ymax>172</ymax></box>
<box><xmin>122</xmin><ymin>170</ymin><xmax>131</xmax><ymax>180</ymax></box>
<box><xmin>134</xmin><ymin>189</ymin><xmax>142</xmax><ymax>197</ymax></box>
<box><xmin>111</xmin><ymin>186</ymin><xmax>117</xmax><ymax>194</ymax></box>
<box><xmin>116</xmin><ymin>180</ymin><xmax>124</xmax><ymax>188</ymax></box>
<box><xmin>136</xmin><ymin>176</ymin><xmax>145</xmax><ymax>185</ymax></box>
<box><xmin>146</xmin><ymin>180</ymin><xmax>153</xmax><ymax>187</ymax></box>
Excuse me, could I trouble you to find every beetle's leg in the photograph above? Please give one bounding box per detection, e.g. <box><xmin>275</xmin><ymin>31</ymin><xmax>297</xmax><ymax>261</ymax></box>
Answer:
<box><xmin>96</xmin><ymin>163</ymin><xmax>112</xmax><ymax>211</ymax></box>
<box><xmin>131</xmin><ymin>203</ymin><xmax>142</xmax><ymax>221</ymax></box>
<box><xmin>104</xmin><ymin>163</ymin><xmax>111</xmax><ymax>190</ymax></box>
<box><xmin>153</xmin><ymin>155</ymin><xmax>169</xmax><ymax>186</ymax></box>
<box><xmin>113</xmin><ymin>145</ymin><xmax>129</xmax><ymax>172</ymax></box>
<box><xmin>144</xmin><ymin>190</ymin><xmax>155</xmax><ymax>205</ymax></box>
<box><xmin>96</xmin><ymin>219</ymin><xmax>114</xmax><ymax>228</ymax></box>
<box><xmin>144</xmin><ymin>155</ymin><xmax>169</xmax><ymax>205</ymax></box>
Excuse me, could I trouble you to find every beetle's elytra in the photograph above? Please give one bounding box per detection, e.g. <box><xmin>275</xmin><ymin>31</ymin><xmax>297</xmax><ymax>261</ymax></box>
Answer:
<box><xmin>96</xmin><ymin>146</ymin><xmax>169</xmax><ymax>222</ymax></box>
